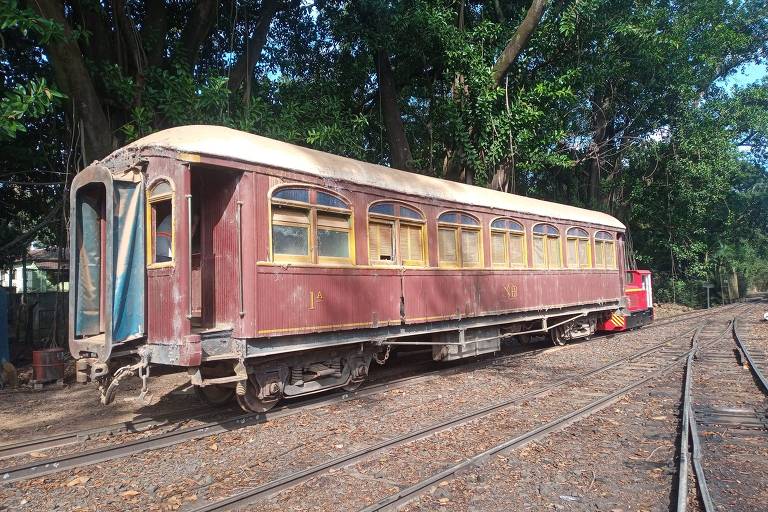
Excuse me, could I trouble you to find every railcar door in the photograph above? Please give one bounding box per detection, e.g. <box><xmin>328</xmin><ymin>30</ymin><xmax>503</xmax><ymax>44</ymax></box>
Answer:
<box><xmin>69</xmin><ymin>166</ymin><xmax>145</xmax><ymax>362</ymax></box>
<box><xmin>191</xmin><ymin>167</ymin><xmax>243</xmax><ymax>329</ymax></box>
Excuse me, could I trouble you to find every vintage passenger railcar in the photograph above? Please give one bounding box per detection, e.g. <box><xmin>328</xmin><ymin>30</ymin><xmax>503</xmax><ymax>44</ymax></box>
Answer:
<box><xmin>69</xmin><ymin>125</ymin><xmax>651</xmax><ymax>412</ymax></box>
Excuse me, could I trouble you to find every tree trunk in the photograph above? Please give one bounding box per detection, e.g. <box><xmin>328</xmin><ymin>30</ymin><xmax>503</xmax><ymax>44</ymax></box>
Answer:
<box><xmin>492</xmin><ymin>0</ymin><xmax>549</xmax><ymax>86</ymax></box>
<box><xmin>228</xmin><ymin>0</ymin><xmax>282</xmax><ymax>93</ymax></box>
<box><xmin>143</xmin><ymin>0</ymin><xmax>169</xmax><ymax>68</ymax></box>
<box><xmin>178</xmin><ymin>0</ymin><xmax>219</xmax><ymax>71</ymax></box>
<box><xmin>33</xmin><ymin>0</ymin><xmax>113</xmax><ymax>162</ymax></box>
<box><xmin>587</xmin><ymin>94</ymin><xmax>613</xmax><ymax>207</ymax></box>
<box><xmin>375</xmin><ymin>48</ymin><xmax>415</xmax><ymax>171</ymax></box>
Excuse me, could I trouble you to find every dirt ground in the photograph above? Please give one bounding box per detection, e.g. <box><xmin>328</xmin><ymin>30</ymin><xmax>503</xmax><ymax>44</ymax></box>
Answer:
<box><xmin>653</xmin><ymin>302</ymin><xmax>696</xmax><ymax>318</ymax></box>
<box><xmin>0</xmin><ymin>369</ymin><xmax>195</xmax><ymax>444</ymax></box>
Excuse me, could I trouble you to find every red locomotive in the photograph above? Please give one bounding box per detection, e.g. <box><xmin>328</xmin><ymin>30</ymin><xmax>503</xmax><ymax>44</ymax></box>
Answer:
<box><xmin>69</xmin><ymin>125</ymin><xmax>652</xmax><ymax>411</ymax></box>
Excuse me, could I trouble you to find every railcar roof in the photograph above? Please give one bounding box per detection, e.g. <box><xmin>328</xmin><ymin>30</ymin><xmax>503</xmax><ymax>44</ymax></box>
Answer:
<box><xmin>121</xmin><ymin>125</ymin><xmax>625</xmax><ymax>230</ymax></box>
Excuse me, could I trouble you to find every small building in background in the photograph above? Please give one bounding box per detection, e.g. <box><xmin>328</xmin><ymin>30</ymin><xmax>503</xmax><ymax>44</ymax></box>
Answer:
<box><xmin>1</xmin><ymin>244</ymin><xmax>68</xmax><ymax>364</ymax></box>
<box><xmin>0</xmin><ymin>244</ymin><xmax>68</xmax><ymax>293</ymax></box>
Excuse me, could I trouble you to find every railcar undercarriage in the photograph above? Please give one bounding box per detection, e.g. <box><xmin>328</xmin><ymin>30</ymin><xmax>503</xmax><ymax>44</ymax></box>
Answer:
<box><xmin>75</xmin><ymin>305</ymin><xmax>620</xmax><ymax>412</ymax></box>
<box><xmin>138</xmin><ymin>309</ymin><xmax>609</xmax><ymax>412</ymax></box>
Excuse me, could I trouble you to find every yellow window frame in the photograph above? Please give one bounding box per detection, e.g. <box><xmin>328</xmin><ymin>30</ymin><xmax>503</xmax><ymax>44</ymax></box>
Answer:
<box><xmin>367</xmin><ymin>201</ymin><xmax>427</xmax><ymax>267</ymax></box>
<box><xmin>532</xmin><ymin>234</ymin><xmax>562</xmax><ymax>269</ymax></box>
<box><xmin>270</xmin><ymin>186</ymin><xmax>354</xmax><ymax>266</ymax></box>
<box><xmin>490</xmin><ymin>218</ymin><xmax>527</xmax><ymax>268</ymax></box>
<box><xmin>593</xmin><ymin>231</ymin><xmax>616</xmax><ymax>269</ymax></box>
<box><xmin>146</xmin><ymin>179</ymin><xmax>175</xmax><ymax>269</ymax></box>
<box><xmin>566</xmin><ymin>229</ymin><xmax>591</xmax><ymax>269</ymax></box>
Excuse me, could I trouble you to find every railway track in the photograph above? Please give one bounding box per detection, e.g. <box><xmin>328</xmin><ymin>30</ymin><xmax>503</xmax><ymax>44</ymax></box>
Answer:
<box><xmin>676</xmin><ymin>306</ymin><xmax>768</xmax><ymax>512</ymax></box>
<box><xmin>0</xmin><ymin>302</ymin><xmax>749</xmax><ymax>491</ymax></box>
<box><xmin>0</xmin><ymin>301</ymin><xmax>741</xmax><ymax>465</ymax></box>
<box><xmin>188</xmin><ymin>312</ymin><xmax>753</xmax><ymax>511</ymax></box>
<box><xmin>0</xmin><ymin>341</ymin><xmax>553</xmax><ymax>483</ymax></box>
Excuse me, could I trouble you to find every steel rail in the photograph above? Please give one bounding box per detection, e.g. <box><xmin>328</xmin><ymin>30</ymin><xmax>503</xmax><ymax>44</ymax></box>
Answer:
<box><xmin>733</xmin><ymin>318</ymin><xmax>768</xmax><ymax>394</ymax></box>
<box><xmin>0</xmin><ymin>405</ymin><xmax>229</xmax><ymax>460</ymax></box>
<box><xmin>188</xmin><ymin>327</ymin><xmax>704</xmax><ymax>512</ymax></box>
<box><xmin>675</xmin><ymin>328</ymin><xmax>698</xmax><ymax>512</ymax></box>
<box><xmin>0</xmin><ymin>341</ymin><xmax>548</xmax><ymax>462</ymax></box>
<box><xmin>678</xmin><ymin>316</ymin><xmax>759</xmax><ymax>512</ymax></box>
<box><xmin>0</xmin><ymin>303</ymin><xmax>745</xmax><ymax>482</ymax></box>
<box><xmin>0</xmin><ymin>296</ymin><xmax>739</xmax><ymax>462</ymax></box>
<box><xmin>370</xmin><ymin>317</ymin><xmax>746</xmax><ymax>512</ymax></box>
<box><xmin>0</xmin><ymin>345</ymin><xmax>551</xmax><ymax>483</ymax></box>
<box><xmin>361</xmin><ymin>332</ymin><xmax>727</xmax><ymax>511</ymax></box>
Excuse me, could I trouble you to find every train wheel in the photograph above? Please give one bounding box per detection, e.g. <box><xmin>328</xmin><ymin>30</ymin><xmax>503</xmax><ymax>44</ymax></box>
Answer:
<box><xmin>194</xmin><ymin>384</ymin><xmax>235</xmax><ymax>406</ymax></box>
<box><xmin>342</xmin><ymin>379</ymin><xmax>364</xmax><ymax>392</ymax></box>
<box><xmin>236</xmin><ymin>378</ymin><xmax>280</xmax><ymax>413</ymax></box>
<box><xmin>550</xmin><ymin>328</ymin><xmax>567</xmax><ymax>346</ymax></box>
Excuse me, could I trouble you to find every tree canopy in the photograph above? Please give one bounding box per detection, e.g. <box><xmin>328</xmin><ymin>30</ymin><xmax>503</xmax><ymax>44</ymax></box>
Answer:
<box><xmin>2</xmin><ymin>0</ymin><xmax>767</xmax><ymax>304</ymax></box>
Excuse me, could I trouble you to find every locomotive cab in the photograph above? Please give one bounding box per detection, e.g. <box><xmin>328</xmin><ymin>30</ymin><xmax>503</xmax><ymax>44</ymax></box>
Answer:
<box><xmin>598</xmin><ymin>269</ymin><xmax>653</xmax><ymax>332</ymax></box>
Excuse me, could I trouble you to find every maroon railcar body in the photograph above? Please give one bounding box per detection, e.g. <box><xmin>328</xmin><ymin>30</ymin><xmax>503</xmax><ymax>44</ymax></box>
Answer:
<box><xmin>69</xmin><ymin>125</ymin><xmax>638</xmax><ymax>410</ymax></box>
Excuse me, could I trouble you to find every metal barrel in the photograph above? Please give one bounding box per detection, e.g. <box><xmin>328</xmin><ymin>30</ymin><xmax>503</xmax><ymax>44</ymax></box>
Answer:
<box><xmin>32</xmin><ymin>347</ymin><xmax>66</xmax><ymax>383</ymax></box>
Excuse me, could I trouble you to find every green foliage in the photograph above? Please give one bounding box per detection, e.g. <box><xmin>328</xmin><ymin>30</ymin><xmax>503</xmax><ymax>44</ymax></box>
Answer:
<box><xmin>0</xmin><ymin>79</ymin><xmax>64</xmax><ymax>138</ymax></box>
<box><xmin>0</xmin><ymin>0</ymin><xmax>767</xmax><ymax>301</ymax></box>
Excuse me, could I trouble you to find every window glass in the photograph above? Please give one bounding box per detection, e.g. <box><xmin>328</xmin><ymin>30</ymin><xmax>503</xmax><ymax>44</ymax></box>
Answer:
<box><xmin>534</xmin><ymin>223</ymin><xmax>558</xmax><ymax>235</ymax></box>
<box><xmin>547</xmin><ymin>237</ymin><xmax>561</xmax><ymax>268</ymax></box>
<box><xmin>438</xmin><ymin>212</ymin><xmax>458</xmax><ymax>224</ymax></box>
<box><xmin>606</xmin><ymin>242</ymin><xmax>616</xmax><ymax>267</ymax></box>
<box><xmin>461</xmin><ymin>214</ymin><xmax>479</xmax><ymax>226</ymax></box>
<box><xmin>152</xmin><ymin>200</ymin><xmax>172</xmax><ymax>263</ymax></box>
<box><xmin>461</xmin><ymin>230</ymin><xmax>480</xmax><ymax>265</ymax></box>
<box><xmin>399</xmin><ymin>205</ymin><xmax>423</xmax><ymax>220</ymax></box>
<box><xmin>510</xmin><ymin>234</ymin><xmax>525</xmax><ymax>266</ymax></box>
<box><xmin>491</xmin><ymin>232</ymin><xmax>507</xmax><ymax>266</ymax></box>
<box><xmin>369</xmin><ymin>222</ymin><xmax>394</xmax><ymax>263</ymax></box>
<box><xmin>368</xmin><ymin>202</ymin><xmax>425</xmax><ymax>265</ymax></box>
<box><xmin>317</xmin><ymin>212</ymin><xmax>350</xmax><ymax>259</ymax></box>
<box><xmin>318</xmin><ymin>230</ymin><xmax>349</xmax><ymax>258</ymax></box>
<box><xmin>370</xmin><ymin>203</ymin><xmax>395</xmax><ymax>216</ymax></box>
<box><xmin>272</xmin><ymin>225</ymin><xmax>309</xmax><ymax>256</ymax></box>
<box><xmin>272</xmin><ymin>206</ymin><xmax>310</xmax><ymax>257</ymax></box>
<box><xmin>595</xmin><ymin>230</ymin><xmax>613</xmax><ymax>240</ymax></box>
<box><xmin>594</xmin><ymin>239</ymin><xmax>615</xmax><ymax>269</ymax></box>
<box><xmin>595</xmin><ymin>242</ymin><xmax>606</xmax><ymax>268</ymax></box>
<box><xmin>438</xmin><ymin>227</ymin><xmax>458</xmax><ymax>264</ymax></box>
<box><xmin>273</xmin><ymin>187</ymin><xmax>309</xmax><ymax>203</ymax></box>
<box><xmin>399</xmin><ymin>223</ymin><xmax>424</xmax><ymax>264</ymax></box>
<box><xmin>316</xmin><ymin>191</ymin><xmax>347</xmax><ymax>209</ymax></box>
<box><xmin>567</xmin><ymin>227</ymin><xmax>588</xmax><ymax>237</ymax></box>
<box><xmin>491</xmin><ymin>219</ymin><xmax>506</xmax><ymax>230</ymax></box>
<box><xmin>566</xmin><ymin>238</ymin><xmax>578</xmax><ymax>267</ymax></box>
<box><xmin>150</xmin><ymin>181</ymin><xmax>172</xmax><ymax>197</ymax></box>
<box><xmin>577</xmin><ymin>239</ymin><xmax>588</xmax><ymax>267</ymax></box>
<box><xmin>533</xmin><ymin>236</ymin><xmax>546</xmax><ymax>267</ymax></box>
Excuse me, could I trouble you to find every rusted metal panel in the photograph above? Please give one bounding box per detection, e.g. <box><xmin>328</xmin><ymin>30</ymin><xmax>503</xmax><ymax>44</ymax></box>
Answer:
<box><xmin>254</xmin><ymin>266</ymin><xmax>401</xmax><ymax>336</ymax></box>
<box><xmin>145</xmin><ymin>157</ymin><xmax>190</xmax><ymax>346</ymax></box>
<box><xmin>401</xmin><ymin>269</ymin><xmax>622</xmax><ymax>324</ymax></box>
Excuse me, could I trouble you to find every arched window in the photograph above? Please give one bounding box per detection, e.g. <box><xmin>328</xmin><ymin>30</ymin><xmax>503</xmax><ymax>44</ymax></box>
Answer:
<box><xmin>368</xmin><ymin>202</ymin><xmax>426</xmax><ymax>266</ymax></box>
<box><xmin>271</xmin><ymin>186</ymin><xmax>353</xmax><ymax>264</ymax></box>
<box><xmin>147</xmin><ymin>179</ymin><xmax>174</xmax><ymax>266</ymax></box>
<box><xmin>490</xmin><ymin>218</ymin><xmax>526</xmax><ymax>268</ymax></box>
<box><xmin>594</xmin><ymin>231</ymin><xmax>616</xmax><ymax>269</ymax></box>
<box><xmin>532</xmin><ymin>223</ymin><xmax>561</xmax><ymax>269</ymax></box>
<box><xmin>566</xmin><ymin>227</ymin><xmax>590</xmax><ymax>269</ymax></box>
<box><xmin>438</xmin><ymin>211</ymin><xmax>482</xmax><ymax>268</ymax></box>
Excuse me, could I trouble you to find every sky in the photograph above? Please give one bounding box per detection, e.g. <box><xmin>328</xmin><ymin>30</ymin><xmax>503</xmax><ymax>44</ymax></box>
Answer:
<box><xmin>722</xmin><ymin>61</ymin><xmax>767</xmax><ymax>89</ymax></box>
